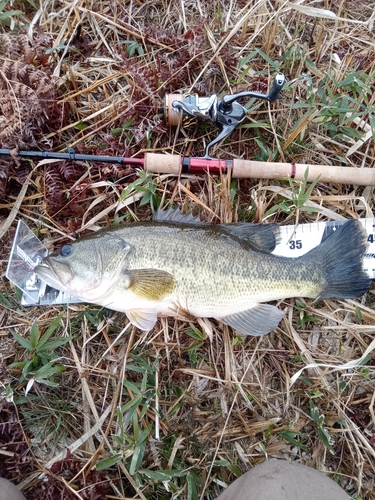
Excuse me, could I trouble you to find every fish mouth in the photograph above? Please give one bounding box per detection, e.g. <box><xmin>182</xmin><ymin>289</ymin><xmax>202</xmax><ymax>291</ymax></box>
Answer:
<box><xmin>34</xmin><ymin>259</ymin><xmax>116</xmax><ymax>302</ymax></box>
<box><xmin>34</xmin><ymin>260</ymin><xmax>72</xmax><ymax>292</ymax></box>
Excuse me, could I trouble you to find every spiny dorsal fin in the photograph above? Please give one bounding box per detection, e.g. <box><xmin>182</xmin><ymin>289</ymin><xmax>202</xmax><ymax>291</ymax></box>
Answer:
<box><xmin>128</xmin><ymin>268</ymin><xmax>175</xmax><ymax>301</ymax></box>
<box><xmin>153</xmin><ymin>207</ymin><xmax>205</xmax><ymax>225</ymax></box>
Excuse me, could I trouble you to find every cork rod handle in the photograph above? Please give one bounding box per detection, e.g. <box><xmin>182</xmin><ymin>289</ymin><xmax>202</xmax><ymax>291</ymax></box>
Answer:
<box><xmin>233</xmin><ymin>159</ymin><xmax>375</xmax><ymax>185</ymax></box>
<box><xmin>144</xmin><ymin>153</ymin><xmax>375</xmax><ymax>186</ymax></box>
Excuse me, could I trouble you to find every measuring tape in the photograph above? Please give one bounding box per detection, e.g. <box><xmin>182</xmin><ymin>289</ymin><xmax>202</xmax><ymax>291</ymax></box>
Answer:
<box><xmin>6</xmin><ymin>218</ymin><xmax>375</xmax><ymax>307</ymax></box>
<box><xmin>273</xmin><ymin>218</ymin><xmax>375</xmax><ymax>279</ymax></box>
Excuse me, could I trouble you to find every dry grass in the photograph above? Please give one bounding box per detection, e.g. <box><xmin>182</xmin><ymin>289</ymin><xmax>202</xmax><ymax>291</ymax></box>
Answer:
<box><xmin>1</xmin><ymin>0</ymin><xmax>375</xmax><ymax>498</ymax></box>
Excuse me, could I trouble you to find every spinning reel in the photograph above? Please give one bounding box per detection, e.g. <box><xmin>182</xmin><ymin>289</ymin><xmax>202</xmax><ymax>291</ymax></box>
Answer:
<box><xmin>164</xmin><ymin>72</ymin><xmax>285</xmax><ymax>159</ymax></box>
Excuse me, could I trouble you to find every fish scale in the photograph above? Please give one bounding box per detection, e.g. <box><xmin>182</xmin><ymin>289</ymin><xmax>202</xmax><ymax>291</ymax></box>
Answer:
<box><xmin>115</xmin><ymin>224</ymin><xmax>312</xmax><ymax>309</ymax></box>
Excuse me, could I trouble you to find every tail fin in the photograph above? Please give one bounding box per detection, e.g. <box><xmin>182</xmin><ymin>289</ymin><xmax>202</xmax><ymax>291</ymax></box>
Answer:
<box><xmin>307</xmin><ymin>220</ymin><xmax>371</xmax><ymax>299</ymax></box>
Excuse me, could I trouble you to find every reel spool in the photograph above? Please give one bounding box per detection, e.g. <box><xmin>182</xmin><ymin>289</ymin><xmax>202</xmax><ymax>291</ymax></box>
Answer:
<box><xmin>164</xmin><ymin>93</ymin><xmax>200</xmax><ymax>128</ymax></box>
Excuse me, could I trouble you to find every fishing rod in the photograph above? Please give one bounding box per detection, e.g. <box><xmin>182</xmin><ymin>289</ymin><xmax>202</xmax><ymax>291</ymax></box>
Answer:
<box><xmin>2</xmin><ymin>147</ymin><xmax>374</xmax><ymax>186</ymax></box>
<box><xmin>1</xmin><ymin>72</ymin><xmax>374</xmax><ymax>186</ymax></box>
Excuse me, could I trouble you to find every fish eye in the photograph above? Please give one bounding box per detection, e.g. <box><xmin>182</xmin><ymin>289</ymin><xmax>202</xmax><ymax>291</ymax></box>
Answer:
<box><xmin>60</xmin><ymin>244</ymin><xmax>73</xmax><ymax>257</ymax></box>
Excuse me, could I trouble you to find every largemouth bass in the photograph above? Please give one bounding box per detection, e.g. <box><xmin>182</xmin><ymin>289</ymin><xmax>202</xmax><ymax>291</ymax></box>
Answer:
<box><xmin>35</xmin><ymin>209</ymin><xmax>371</xmax><ymax>336</ymax></box>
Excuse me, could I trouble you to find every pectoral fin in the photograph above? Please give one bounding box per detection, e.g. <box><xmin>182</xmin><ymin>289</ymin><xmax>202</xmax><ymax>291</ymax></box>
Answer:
<box><xmin>126</xmin><ymin>308</ymin><xmax>158</xmax><ymax>331</ymax></box>
<box><xmin>128</xmin><ymin>269</ymin><xmax>175</xmax><ymax>301</ymax></box>
<box><xmin>217</xmin><ymin>304</ymin><xmax>285</xmax><ymax>336</ymax></box>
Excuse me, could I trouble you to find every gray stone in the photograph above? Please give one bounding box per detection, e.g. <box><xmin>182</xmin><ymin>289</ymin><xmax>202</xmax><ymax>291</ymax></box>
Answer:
<box><xmin>0</xmin><ymin>477</ymin><xmax>27</xmax><ymax>500</ymax></box>
<box><xmin>216</xmin><ymin>460</ymin><xmax>350</xmax><ymax>500</ymax></box>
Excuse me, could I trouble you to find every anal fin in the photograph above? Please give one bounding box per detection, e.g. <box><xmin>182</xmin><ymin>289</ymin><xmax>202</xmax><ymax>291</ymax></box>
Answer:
<box><xmin>217</xmin><ymin>304</ymin><xmax>284</xmax><ymax>336</ymax></box>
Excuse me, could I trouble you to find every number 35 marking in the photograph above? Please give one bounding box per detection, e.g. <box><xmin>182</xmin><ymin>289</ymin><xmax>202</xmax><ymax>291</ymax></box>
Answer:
<box><xmin>289</xmin><ymin>240</ymin><xmax>302</xmax><ymax>250</ymax></box>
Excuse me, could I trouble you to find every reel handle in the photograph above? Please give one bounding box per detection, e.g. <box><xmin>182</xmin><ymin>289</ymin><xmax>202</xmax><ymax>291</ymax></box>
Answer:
<box><xmin>219</xmin><ymin>72</ymin><xmax>285</xmax><ymax>111</ymax></box>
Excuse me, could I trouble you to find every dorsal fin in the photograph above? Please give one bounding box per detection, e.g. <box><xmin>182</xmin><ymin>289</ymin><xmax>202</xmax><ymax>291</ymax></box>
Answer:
<box><xmin>153</xmin><ymin>208</ymin><xmax>279</xmax><ymax>252</ymax></box>
<box><xmin>219</xmin><ymin>223</ymin><xmax>280</xmax><ymax>253</ymax></box>
<box><xmin>153</xmin><ymin>207</ymin><xmax>205</xmax><ymax>225</ymax></box>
